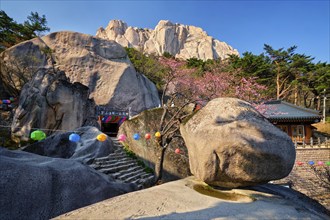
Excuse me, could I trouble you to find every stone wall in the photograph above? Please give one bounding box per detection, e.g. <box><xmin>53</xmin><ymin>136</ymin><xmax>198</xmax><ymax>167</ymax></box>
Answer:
<box><xmin>274</xmin><ymin>147</ymin><xmax>330</xmax><ymax>210</ymax></box>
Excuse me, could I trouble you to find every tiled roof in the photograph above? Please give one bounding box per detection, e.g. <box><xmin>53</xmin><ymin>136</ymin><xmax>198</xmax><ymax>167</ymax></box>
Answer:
<box><xmin>264</xmin><ymin>100</ymin><xmax>322</xmax><ymax>123</ymax></box>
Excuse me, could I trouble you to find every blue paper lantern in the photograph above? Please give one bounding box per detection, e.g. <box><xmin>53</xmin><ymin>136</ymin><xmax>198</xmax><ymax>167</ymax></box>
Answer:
<box><xmin>69</xmin><ymin>133</ymin><xmax>80</xmax><ymax>142</ymax></box>
<box><xmin>133</xmin><ymin>133</ymin><xmax>140</xmax><ymax>140</ymax></box>
<box><xmin>308</xmin><ymin>161</ymin><xmax>315</xmax><ymax>165</ymax></box>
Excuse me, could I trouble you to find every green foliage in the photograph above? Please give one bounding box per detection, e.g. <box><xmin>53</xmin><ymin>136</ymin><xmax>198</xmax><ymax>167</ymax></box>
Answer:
<box><xmin>125</xmin><ymin>47</ymin><xmax>167</xmax><ymax>90</ymax></box>
<box><xmin>122</xmin><ymin>143</ymin><xmax>154</xmax><ymax>174</ymax></box>
<box><xmin>0</xmin><ymin>10</ymin><xmax>50</xmax><ymax>52</ymax></box>
<box><xmin>122</xmin><ymin>143</ymin><xmax>137</xmax><ymax>159</ymax></box>
<box><xmin>227</xmin><ymin>44</ymin><xmax>329</xmax><ymax>109</ymax></box>
<box><xmin>186</xmin><ymin>57</ymin><xmax>205</xmax><ymax>68</ymax></box>
<box><xmin>162</xmin><ymin>52</ymin><xmax>174</xmax><ymax>58</ymax></box>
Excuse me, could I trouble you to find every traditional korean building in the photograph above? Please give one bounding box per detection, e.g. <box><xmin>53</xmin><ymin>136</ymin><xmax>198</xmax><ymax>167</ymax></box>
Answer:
<box><xmin>96</xmin><ymin>106</ymin><xmax>129</xmax><ymax>136</ymax></box>
<box><xmin>264</xmin><ymin>100</ymin><xmax>322</xmax><ymax>144</ymax></box>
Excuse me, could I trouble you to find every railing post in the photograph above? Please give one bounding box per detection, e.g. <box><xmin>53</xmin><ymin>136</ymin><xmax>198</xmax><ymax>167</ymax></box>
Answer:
<box><xmin>325</xmin><ymin>137</ymin><xmax>328</xmax><ymax>148</ymax></box>
<box><xmin>318</xmin><ymin>137</ymin><xmax>321</xmax><ymax>147</ymax></box>
<box><xmin>302</xmin><ymin>139</ymin><xmax>305</xmax><ymax>148</ymax></box>
<box><xmin>294</xmin><ymin>138</ymin><xmax>297</xmax><ymax>148</ymax></box>
<box><xmin>310</xmin><ymin>137</ymin><xmax>313</xmax><ymax>147</ymax></box>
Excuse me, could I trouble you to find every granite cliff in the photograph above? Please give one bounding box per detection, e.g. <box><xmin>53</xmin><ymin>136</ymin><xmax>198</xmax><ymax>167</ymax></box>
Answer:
<box><xmin>96</xmin><ymin>20</ymin><xmax>239</xmax><ymax>61</ymax></box>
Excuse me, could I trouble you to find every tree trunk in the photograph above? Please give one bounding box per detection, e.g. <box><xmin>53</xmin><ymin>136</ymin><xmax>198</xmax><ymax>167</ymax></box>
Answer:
<box><xmin>294</xmin><ymin>84</ymin><xmax>298</xmax><ymax>105</ymax></box>
<box><xmin>154</xmin><ymin>145</ymin><xmax>167</xmax><ymax>183</ymax></box>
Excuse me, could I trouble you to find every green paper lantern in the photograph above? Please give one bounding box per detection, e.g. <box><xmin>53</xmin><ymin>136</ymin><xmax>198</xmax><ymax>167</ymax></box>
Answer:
<box><xmin>325</xmin><ymin>161</ymin><xmax>330</xmax><ymax>166</ymax></box>
<box><xmin>30</xmin><ymin>130</ymin><xmax>46</xmax><ymax>141</ymax></box>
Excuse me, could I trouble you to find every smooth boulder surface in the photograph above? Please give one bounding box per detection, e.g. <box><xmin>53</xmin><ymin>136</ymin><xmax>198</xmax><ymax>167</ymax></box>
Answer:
<box><xmin>22</xmin><ymin>126</ymin><xmax>115</xmax><ymax>163</ymax></box>
<box><xmin>0</xmin><ymin>31</ymin><xmax>160</xmax><ymax>115</ymax></box>
<box><xmin>180</xmin><ymin>98</ymin><xmax>296</xmax><ymax>188</ymax></box>
<box><xmin>11</xmin><ymin>68</ymin><xmax>98</xmax><ymax>141</ymax></box>
<box><xmin>0</xmin><ymin>148</ymin><xmax>137</xmax><ymax>220</ymax></box>
<box><xmin>55</xmin><ymin>177</ymin><xmax>329</xmax><ymax>220</ymax></box>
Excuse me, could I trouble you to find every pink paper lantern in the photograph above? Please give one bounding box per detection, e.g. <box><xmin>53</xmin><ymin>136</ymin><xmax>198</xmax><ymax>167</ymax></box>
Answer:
<box><xmin>175</xmin><ymin>148</ymin><xmax>180</xmax><ymax>154</ymax></box>
<box><xmin>118</xmin><ymin>134</ymin><xmax>126</xmax><ymax>142</ymax></box>
<box><xmin>317</xmin><ymin>161</ymin><xmax>324</xmax><ymax>166</ymax></box>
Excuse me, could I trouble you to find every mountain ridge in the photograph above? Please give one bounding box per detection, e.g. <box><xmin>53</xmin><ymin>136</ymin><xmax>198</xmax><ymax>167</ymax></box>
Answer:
<box><xmin>96</xmin><ymin>20</ymin><xmax>239</xmax><ymax>61</ymax></box>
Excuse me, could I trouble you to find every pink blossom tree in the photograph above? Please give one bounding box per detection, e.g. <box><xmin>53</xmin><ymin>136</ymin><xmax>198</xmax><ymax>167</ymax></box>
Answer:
<box><xmin>153</xmin><ymin>57</ymin><xmax>269</xmax><ymax>182</ymax></box>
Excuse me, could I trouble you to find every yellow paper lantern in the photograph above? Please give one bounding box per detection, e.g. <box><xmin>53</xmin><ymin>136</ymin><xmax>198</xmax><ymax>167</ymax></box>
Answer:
<box><xmin>96</xmin><ymin>133</ymin><xmax>107</xmax><ymax>142</ymax></box>
<box><xmin>155</xmin><ymin>132</ymin><xmax>161</xmax><ymax>138</ymax></box>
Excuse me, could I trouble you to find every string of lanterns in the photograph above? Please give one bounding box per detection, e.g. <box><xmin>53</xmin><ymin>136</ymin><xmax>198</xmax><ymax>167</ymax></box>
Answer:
<box><xmin>117</xmin><ymin>132</ymin><xmax>181</xmax><ymax>154</ymax></box>
<box><xmin>1</xmin><ymin>125</ymin><xmax>178</xmax><ymax>152</ymax></box>
<box><xmin>0</xmin><ymin>125</ymin><xmax>109</xmax><ymax>143</ymax></box>
<box><xmin>296</xmin><ymin>161</ymin><xmax>330</xmax><ymax>166</ymax></box>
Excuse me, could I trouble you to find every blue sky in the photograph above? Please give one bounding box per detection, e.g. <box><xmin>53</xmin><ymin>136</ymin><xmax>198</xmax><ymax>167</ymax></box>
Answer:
<box><xmin>1</xmin><ymin>0</ymin><xmax>329</xmax><ymax>63</ymax></box>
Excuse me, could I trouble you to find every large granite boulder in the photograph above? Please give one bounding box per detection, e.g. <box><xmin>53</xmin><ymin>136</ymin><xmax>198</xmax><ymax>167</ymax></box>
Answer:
<box><xmin>22</xmin><ymin>126</ymin><xmax>115</xmax><ymax>163</ymax></box>
<box><xmin>11</xmin><ymin>68</ymin><xmax>98</xmax><ymax>141</ymax></box>
<box><xmin>96</xmin><ymin>20</ymin><xmax>239</xmax><ymax>61</ymax></box>
<box><xmin>0</xmin><ymin>147</ymin><xmax>136</xmax><ymax>220</ymax></box>
<box><xmin>0</xmin><ymin>31</ymin><xmax>160</xmax><ymax>115</ymax></box>
<box><xmin>180</xmin><ymin>98</ymin><xmax>296</xmax><ymax>188</ymax></box>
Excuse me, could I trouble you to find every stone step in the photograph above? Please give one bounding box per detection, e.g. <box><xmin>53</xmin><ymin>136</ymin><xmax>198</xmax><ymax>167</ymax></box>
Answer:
<box><xmin>98</xmin><ymin>162</ymin><xmax>138</xmax><ymax>174</ymax></box>
<box><xmin>97</xmin><ymin>157</ymin><xmax>135</xmax><ymax>167</ymax></box>
<box><xmin>119</xmin><ymin>168</ymin><xmax>145</xmax><ymax>182</ymax></box>
<box><xmin>89</xmin><ymin>137</ymin><xmax>156</xmax><ymax>190</ymax></box>
<box><xmin>141</xmin><ymin>174</ymin><xmax>155</xmax><ymax>185</ymax></box>
<box><xmin>94</xmin><ymin>154</ymin><xmax>128</xmax><ymax>164</ymax></box>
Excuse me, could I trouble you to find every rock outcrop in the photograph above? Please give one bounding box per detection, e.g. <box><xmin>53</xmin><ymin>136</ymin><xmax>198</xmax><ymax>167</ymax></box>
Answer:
<box><xmin>0</xmin><ymin>147</ymin><xmax>136</xmax><ymax>220</ymax></box>
<box><xmin>96</xmin><ymin>20</ymin><xmax>239</xmax><ymax>61</ymax></box>
<box><xmin>180</xmin><ymin>98</ymin><xmax>296</xmax><ymax>188</ymax></box>
<box><xmin>22</xmin><ymin>126</ymin><xmax>115</xmax><ymax>163</ymax></box>
<box><xmin>55</xmin><ymin>177</ymin><xmax>329</xmax><ymax>220</ymax></box>
<box><xmin>0</xmin><ymin>31</ymin><xmax>160</xmax><ymax>115</ymax></box>
<box><xmin>11</xmin><ymin>68</ymin><xmax>98</xmax><ymax>141</ymax></box>
<box><xmin>118</xmin><ymin>108</ymin><xmax>191</xmax><ymax>182</ymax></box>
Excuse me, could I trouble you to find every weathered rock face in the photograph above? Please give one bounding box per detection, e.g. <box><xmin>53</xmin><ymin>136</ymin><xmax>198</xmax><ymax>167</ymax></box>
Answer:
<box><xmin>0</xmin><ymin>147</ymin><xmax>136</xmax><ymax>220</ymax></box>
<box><xmin>118</xmin><ymin>108</ymin><xmax>191</xmax><ymax>182</ymax></box>
<box><xmin>22</xmin><ymin>126</ymin><xmax>115</xmax><ymax>163</ymax></box>
<box><xmin>96</xmin><ymin>20</ymin><xmax>239</xmax><ymax>61</ymax></box>
<box><xmin>180</xmin><ymin>98</ymin><xmax>296</xmax><ymax>188</ymax></box>
<box><xmin>11</xmin><ymin>68</ymin><xmax>98</xmax><ymax>141</ymax></box>
<box><xmin>0</xmin><ymin>31</ymin><xmax>160</xmax><ymax>115</ymax></box>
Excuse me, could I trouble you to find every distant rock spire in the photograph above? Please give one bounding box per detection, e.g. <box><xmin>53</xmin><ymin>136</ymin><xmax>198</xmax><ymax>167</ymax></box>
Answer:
<box><xmin>96</xmin><ymin>20</ymin><xmax>239</xmax><ymax>60</ymax></box>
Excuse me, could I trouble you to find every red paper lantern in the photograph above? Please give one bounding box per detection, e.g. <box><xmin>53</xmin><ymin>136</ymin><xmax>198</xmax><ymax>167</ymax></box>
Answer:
<box><xmin>175</xmin><ymin>148</ymin><xmax>180</xmax><ymax>154</ymax></box>
<box><xmin>297</xmin><ymin>161</ymin><xmax>303</xmax><ymax>166</ymax></box>
<box><xmin>145</xmin><ymin>133</ymin><xmax>151</xmax><ymax>140</ymax></box>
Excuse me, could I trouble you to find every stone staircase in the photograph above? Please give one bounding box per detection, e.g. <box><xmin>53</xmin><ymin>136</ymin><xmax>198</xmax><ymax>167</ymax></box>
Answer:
<box><xmin>89</xmin><ymin>138</ymin><xmax>155</xmax><ymax>189</ymax></box>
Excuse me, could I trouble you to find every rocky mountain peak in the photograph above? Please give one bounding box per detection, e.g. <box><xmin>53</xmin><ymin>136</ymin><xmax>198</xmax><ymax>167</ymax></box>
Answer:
<box><xmin>96</xmin><ymin>20</ymin><xmax>239</xmax><ymax>61</ymax></box>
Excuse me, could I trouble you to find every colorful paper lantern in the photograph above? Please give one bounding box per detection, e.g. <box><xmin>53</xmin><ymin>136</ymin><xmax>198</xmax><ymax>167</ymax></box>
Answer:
<box><xmin>317</xmin><ymin>161</ymin><xmax>324</xmax><ymax>166</ymax></box>
<box><xmin>96</xmin><ymin>133</ymin><xmax>107</xmax><ymax>142</ymax></box>
<box><xmin>133</xmin><ymin>133</ymin><xmax>140</xmax><ymax>140</ymax></box>
<box><xmin>145</xmin><ymin>133</ymin><xmax>151</xmax><ymax>140</ymax></box>
<box><xmin>30</xmin><ymin>130</ymin><xmax>46</xmax><ymax>141</ymax></box>
<box><xmin>69</xmin><ymin>133</ymin><xmax>80</xmax><ymax>142</ymax></box>
<box><xmin>175</xmin><ymin>148</ymin><xmax>180</xmax><ymax>154</ymax></box>
<box><xmin>2</xmin><ymin>100</ymin><xmax>10</xmax><ymax>104</ymax></box>
<box><xmin>297</xmin><ymin>161</ymin><xmax>303</xmax><ymax>166</ymax></box>
<box><xmin>118</xmin><ymin>134</ymin><xmax>126</xmax><ymax>142</ymax></box>
<box><xmin>0</xmin><ymin>100</ymin><xmax>2</xmax><ymax>104</ymax></box>
<box><xmin>308</xmin><ymin>161</ymin><xmax>315</xmax><ymax>165</ymax></box>
<box><xmin>155</xmin><ymin>132</ymin><xmax>161</xmax><ymax>138</ymax></box>
<box><xmin>9</xmin><ymin>97</ymin><xmax>15</xmax><ymax>102</ymax></box>
<box><xmin>326</xmin><ymin>161</ymin><xmax>330</xmax><ymax>166</ymax></box>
